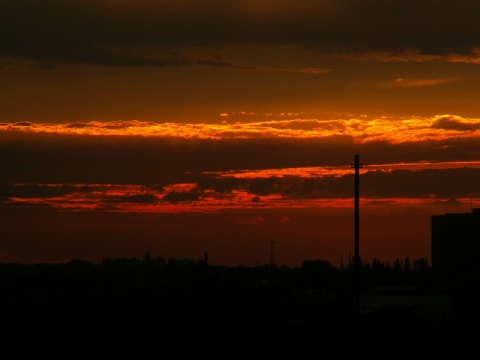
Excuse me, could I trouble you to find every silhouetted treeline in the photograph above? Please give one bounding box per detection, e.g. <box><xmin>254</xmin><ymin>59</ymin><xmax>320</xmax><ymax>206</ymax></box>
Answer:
<box><xmin>1</xmin><ymin>256</ymin><xmax>478</xmax><ymax>358</ymax></box>
<box><xmin>0</xmin><ymin>254</ymin><xmax>440</xmax><ymax>331</ymax></box>
<box><xmin>0</xmin><ymin>256</ymin><xmax>430</xmax><ymax>308</ymax></box>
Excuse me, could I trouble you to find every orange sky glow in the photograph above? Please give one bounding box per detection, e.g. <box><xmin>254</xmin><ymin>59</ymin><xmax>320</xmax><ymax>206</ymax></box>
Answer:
<box><xmin>3</xmin><ymin>1</ymin><xmax>480</xmax><ymax>268</ymax></box>
<box><xmin>2</xmin><ymin>117</ymin><xmax>480</xmax><ymax>267</ymax></box>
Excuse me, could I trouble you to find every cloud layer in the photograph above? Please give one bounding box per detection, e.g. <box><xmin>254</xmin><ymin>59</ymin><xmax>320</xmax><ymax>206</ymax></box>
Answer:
<box><xmin>1</xmin><ymin>117</ymin><xmax>480</xmax><ymax>200</ymax></box>
<box><xmin>3</xmin><ymin>0</ymin><xmax>480</xmax><ymax>67</ymax></box>
<box><xmin>3</xmin><ymin>114</ymin><xmax>480</xmax><ymax>143</ymax></box>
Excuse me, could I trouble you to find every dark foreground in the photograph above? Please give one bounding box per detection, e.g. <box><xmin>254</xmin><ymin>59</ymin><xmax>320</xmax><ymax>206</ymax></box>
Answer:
<box><xmin>1</xmin><ymin>258</ymin><xmax>479</xmax><ymax>359</ymax></box>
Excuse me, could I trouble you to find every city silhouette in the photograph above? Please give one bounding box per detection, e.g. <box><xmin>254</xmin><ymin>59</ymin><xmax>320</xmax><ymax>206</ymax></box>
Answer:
<box><xmin>1</xmin><ymin>157</ymin><xmax>479</xmax><ymax>358</ymax></box>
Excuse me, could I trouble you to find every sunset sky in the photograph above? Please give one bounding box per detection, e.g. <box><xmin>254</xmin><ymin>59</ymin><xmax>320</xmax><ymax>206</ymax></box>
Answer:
<box><xmin>2</xmin><ymin>0</ymin><xmax>480</xmax><ymax>267</ymax></box>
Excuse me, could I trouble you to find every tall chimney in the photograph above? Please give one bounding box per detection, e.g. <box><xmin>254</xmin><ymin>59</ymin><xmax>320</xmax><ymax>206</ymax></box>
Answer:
<box><xmin>353</xmin><ymin>155</ymin><xmax>361</xmax><ymax>270</ymax></box>
<box><xmin>351</xmin><ymin>155</ymin><xmax>363</xmax><ymax>314</ymax></box>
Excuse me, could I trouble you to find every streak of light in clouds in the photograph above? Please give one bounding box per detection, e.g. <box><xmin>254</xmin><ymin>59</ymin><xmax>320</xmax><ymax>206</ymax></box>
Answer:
<box><xmin>3</xmin><ymin>114</ymin><xmax>480</xmax><ymax>143</ymax></box>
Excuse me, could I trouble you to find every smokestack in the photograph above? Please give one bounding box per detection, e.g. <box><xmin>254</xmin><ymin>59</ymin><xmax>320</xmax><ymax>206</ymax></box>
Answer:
<box><xmin>351</xmin><ymin>155</ymin><xmax>363</xmax><ymax>314</ymax></box>
<box><xmin>352</xmin><ymin>155</ymin><xmax>362</xmax><ymax>270</ymax></box>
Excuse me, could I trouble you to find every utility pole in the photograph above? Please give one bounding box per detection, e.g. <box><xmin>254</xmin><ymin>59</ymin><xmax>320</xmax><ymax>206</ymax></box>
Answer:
<box><xmin>351</xmin><ymin>154</ymin><xmax>363</xmax><ymax>316</ymax></box>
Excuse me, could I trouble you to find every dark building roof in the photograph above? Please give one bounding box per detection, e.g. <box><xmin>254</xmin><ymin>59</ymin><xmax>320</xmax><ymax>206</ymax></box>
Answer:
<box><xmin>431</xmin><ymin>208</ymin><xmax>480</xmax><ymax>291</ymax></box>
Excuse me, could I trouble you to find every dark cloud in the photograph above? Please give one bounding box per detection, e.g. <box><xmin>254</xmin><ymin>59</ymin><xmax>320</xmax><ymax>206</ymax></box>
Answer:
<box><xmin>7</xmin><ymin>166</ymin><xmax>476</xmax><ymax>206</ymax></box>
<box><xmin>248</xmin><ymin>177</ymin><xmax>283</xmax><ymax>196</ymax></box>
<box><xmin>197</xmin><ymin>177</ymin><xmax>246</xmax><ymax>193</ymax></box>
<box><xmin>105</xmin><ymin>193</ymin><xmax>157</xmax><ymax>204</ymax></box>
<box><xmin>267</xmin><ymin>168</ymin><xmax>480</xmax><ymax>199</ymax></box>
<box><xmin>2</xmin><ymin>1</ymin><xmax>480</xmax><ymax>66</ymax></box>
<box><xmin>162</xmin><ymin>190</ymin><xmax>201</xmax><ymax>203</ymax></box>
<box><xmin>361</xmin><ymin>168</ymin><xmax>480</xmax><ymax>198</ymax></box>
<box><xmin>280</xmin><ymin>176</ymin><xmax>352</xmax><ymax>199</ymax></box>
<box><xmin>0</xmin><ymin>184</ymin><xmax>76</xmax><ymax>198</ymax></box>
<box><xmin>2</xmin><ymin>131</ymin><xmax>480</xmax><ymax>185</ymax></box>
<box><xmin>0</xmin><ymin>132</ymin><xmax>350</xmax><ymax>184</ymax></box>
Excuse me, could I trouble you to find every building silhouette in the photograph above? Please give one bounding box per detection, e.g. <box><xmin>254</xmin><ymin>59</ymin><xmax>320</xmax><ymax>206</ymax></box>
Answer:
<box><xmin>431</xmin><ymin>208</ymin><xmax>480</xmax><ymax>291</ymax></box>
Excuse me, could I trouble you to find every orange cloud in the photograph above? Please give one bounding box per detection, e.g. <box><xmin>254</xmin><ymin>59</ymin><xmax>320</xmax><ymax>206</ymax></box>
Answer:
<box><xmin>431</xmin><ymin>114</ymin><xmax>480</xmax><ymax>131</ymax></box>
<box><xmin>267</xmin><ymin>67</ymin><xmax>330</xmax><ymax>75</ymax></box>
<box><xmin>388</xmin><ymin>77</ymin><xmax>459</xmax><ymax>88</ymax></box>
<box><xmin>2</xmin><ymin>114</ymin><xmax>480</xmax><ymax>144</ymax></box>
<box><xmin>447</xmin><ymin>48</ymin><xmax>480</xmax><ymax>64</ymax></box>
<box><xmin>326</xmin><ymin>49</ymin><xmax>442</xmax><ymax>63</ymax></box>
<box><xmin>322</xmin><ymin>48</ymin><xmax>480</xmax><ymax>66</ymax></box>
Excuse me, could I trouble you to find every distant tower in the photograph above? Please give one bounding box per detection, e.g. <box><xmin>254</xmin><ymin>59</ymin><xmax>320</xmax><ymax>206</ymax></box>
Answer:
<box><xmin>143</xmin><ymin>248</ymin><xmax>151</xmax><ymax>262</ymax></box>
<box><xmin>204</xmin><ymin>251</ymin><xmax>209</xmax><ymax>265</ymax></box>
<box><xmin>270</xmin><ymin>241</ymin><xmax>274</xmax><ymax>266</ymax></box>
